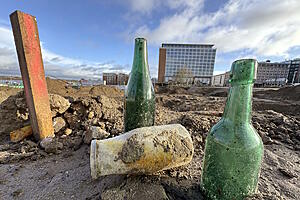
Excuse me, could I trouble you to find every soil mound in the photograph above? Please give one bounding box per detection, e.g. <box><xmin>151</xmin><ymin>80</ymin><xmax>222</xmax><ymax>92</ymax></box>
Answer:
<box><xmin>256</xmin><ymin>85</ymin><xmax>300</xmax><ymax>101</ymax></box>
<box><xmin>46</xmin><ymin>77</ymin><xmax>69</xmax><ymax>95</ymax></box>
<box><xmin>156</xmin><ymin>85</ymin><xmax>189</xmax><ymax>94</ymax></box>
<box><xmin>0</xmin><ymin>86</ymin><xmax>22</xmax><ymax>104</ymax></box>
<box><xmin>89</xmin><ymin>85</ymin><xmax>123</xmax><ymax>97</ymax></box>
<box><xmin>46</xmin><ymin>78</ymin><xmax>123</xmax><ymax>98</ymax></box>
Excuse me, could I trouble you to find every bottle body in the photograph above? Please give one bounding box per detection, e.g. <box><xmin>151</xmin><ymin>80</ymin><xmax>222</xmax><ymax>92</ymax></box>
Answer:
<box><xmin>124</xmin><ymin>38</ymin><xmax>155</xmax><ymax>132</ymax></box>
<box><xmin>90</xmin><ymin>124</ymin><xmax>194</xmax><ymax>179</ymax></box>
<box><xmin>202</xmin><ymin>119</ymin><xmax>263</xmax><ymax>199</ymax></box>
<box><xmin>201</xmin><ymin>59</ymin><xmax>263</xmax><ymax>200</ymax></box>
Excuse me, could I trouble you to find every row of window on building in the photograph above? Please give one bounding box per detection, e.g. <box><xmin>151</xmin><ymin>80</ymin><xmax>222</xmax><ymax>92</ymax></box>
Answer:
<box><xmin>102</xmin><ymin>73</ymin><xmax>129</xmax><ymax>85</ymax></box>
<box><xmin>158</xmin><ymin>44</ymin><xmax>217</xmax><ymax>84</ymax></box>
<box><xmin>212</xmin><ymin>60</ymin><xmax>300</xmax><ymax>87</ymax></box>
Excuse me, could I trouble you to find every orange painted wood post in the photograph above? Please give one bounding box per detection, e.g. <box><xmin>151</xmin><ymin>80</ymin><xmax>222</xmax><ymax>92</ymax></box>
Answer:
<box><xmin>10</xmin><ymin>10</ymin><xmax>54</xmax><ymax>141</ymax></box>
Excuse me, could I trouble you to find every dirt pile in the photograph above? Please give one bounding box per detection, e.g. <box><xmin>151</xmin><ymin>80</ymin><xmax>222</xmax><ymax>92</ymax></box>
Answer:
<box><xmin>255</xmin><ymin>85</ymin><xmax>300</xmax><ymax>101</ymax></box>
<box><xmin>0</xmin><ymin>91</ymin><xmax>123</xmax><ymax>164</ymax></box>
<box><xmin>46</xmin><ymin>77</ymin><xmax>69</xmax><ymax>95</ymax></box>
<box><xmin>89</xmin><ymin>85</ymin><xmax>124</xmax><ymax>97</ymax></box>
<box><xmin>0</xmin><ymin>86</ymin><xmax>22</xmax><ymax>104</ymax></box>
<box><xmin>46</xmin><ymin>78</ymin><xmax>124</xmax><ymax>98</ymax></box>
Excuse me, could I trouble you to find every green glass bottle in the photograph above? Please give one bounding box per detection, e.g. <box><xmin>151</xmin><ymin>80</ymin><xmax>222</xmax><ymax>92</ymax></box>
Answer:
<box><xmin>201</xmin><ymin>59</ymin><xmax>264</xmax><ymax>200</ymax></box>
<box><xmin>124</xmin><ymin>38</ymin><xmax>155</xmax><ymax>132</ymax></box>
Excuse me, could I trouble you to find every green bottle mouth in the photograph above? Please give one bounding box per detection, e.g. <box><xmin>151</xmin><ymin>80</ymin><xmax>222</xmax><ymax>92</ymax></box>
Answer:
<box><xmin>229</xmin><ymin>59</ymin><xmax>257</xmax><ymax>85</ymax></box>
<box><xmin>135</xmin><ymin>38</ymin><xmax>147</xmax><ymax>43</ymax></box>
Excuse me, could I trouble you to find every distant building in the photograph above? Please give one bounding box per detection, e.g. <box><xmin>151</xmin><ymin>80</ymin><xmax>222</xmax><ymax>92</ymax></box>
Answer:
<box><xmin>212</xmin><ymin>73</ymin><xmax>226</xmax><ymax>86</ymax></box>
<box><xmin>224</xmin><ymin>71</ymin><xmax>230</xmax><ymax>86</ymax></box>
<box><xmin>117</xmin><ymin>73</ymin><xmax>129</xmax><ymax>85</ymax></box>
<box><xmin>285</xmin><ymin>59</ymin><xmax>300</xmax><ymax>84</ymax></box>
<box><xmin>79</xmin><ymin>79</ymin><xmax>88</xmax><ymax>86</ymax></box>
<box><xmin>103</xmin><ymin>73</ymin><xmax>117</xmax><ymax>85</ymax></box>
<box><xmin>158</xmin><ymin>43</ymin><xmax>216</xmax><ymax>84</ymax></box>
<box><xmin>256</xmin><ymin>61</ymin><xmax>290</xmax><ymax>86</ymax></box>
<box><xmin>211</xmin><ymin>71</ymin><xmax>230</xmax><ymax>87</ymax></box>
<box><xmin>103</xmin><ymin>73</ymin><xmax>129</xmax><ymax>85</ymax></box>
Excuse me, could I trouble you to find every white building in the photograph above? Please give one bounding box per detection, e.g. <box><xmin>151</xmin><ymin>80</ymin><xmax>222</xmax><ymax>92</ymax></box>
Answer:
<box><xmin>256</xmin><ymin>61</ymin><xmax>290</xmax><ymax>86</ymax></box>
<box><xmin>212</xmin><ymin>73</ymin><xmax>226</xmax><ymax>86</ymax></box>
<box><xmin>158</xmin><ymin>43</ymin><xmax>216</xmax><ymax>84</ymax></box>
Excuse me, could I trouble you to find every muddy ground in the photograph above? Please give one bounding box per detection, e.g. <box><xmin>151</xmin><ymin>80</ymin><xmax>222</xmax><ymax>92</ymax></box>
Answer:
<box><xmin>0</xmin><ymin>81</ymin><xmax>299</xmax><ymax>200</ymax></box>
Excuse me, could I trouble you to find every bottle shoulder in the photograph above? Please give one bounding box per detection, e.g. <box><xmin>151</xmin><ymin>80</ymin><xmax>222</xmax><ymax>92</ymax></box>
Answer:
<box><xmin>208</xmin><ymin>118</ymin><xmax>263</xmax><ymax>149</ymax></box>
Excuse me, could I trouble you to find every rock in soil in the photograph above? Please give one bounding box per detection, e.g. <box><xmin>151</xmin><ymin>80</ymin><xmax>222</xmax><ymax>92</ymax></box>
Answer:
<box><xmin>40</xmin><ymin>137</ymin><xmax>63</xmax><ymax>154</ymax></box>
<box><xmin>83</xmin><ymin>126</ymin><xmax>110</xmax><ymax>144</ymax></box>
<box><xmin>49</xmin><ymin>94</ymin><xmax>71</xmax><ymax>117</ymax></box>
<box><xmin>53</xmin><ymin>117</ymin><xmax>66</xmax><ymax>133</ymax></box>
<box><xmin>64</xmin><ymin>128</ymin><xmax>73</xmax><ymax>136</ymax></box>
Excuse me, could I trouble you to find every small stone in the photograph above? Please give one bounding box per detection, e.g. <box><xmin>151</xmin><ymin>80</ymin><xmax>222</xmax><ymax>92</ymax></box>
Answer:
<box><xmin>194</xmin><ymin>136</ymin><xmax>203</xmax><ymax>143</ymax></box>
<box><xmin>60</xmin><ymin>135</ymin><xmax>67</xmax><ymax>139</ymax></box>
<box><xmin>83</xmin><ymin>126</ymin><xmax>110</xmax><ymax>144</ymax></box>
<box><xmin>64</xmin><ymin>113</ymin><xmax>81</xmax><ymax>129</ymax></box>
<box><xmin>12</xmin><ymin>189</ymin><xmax>23</xmax><ymax>197</ymax></box>
<box><xmin>88</xmin><ymin>111</ymin><xmax>95</xmax><ymax>119</ymax></box>
<box><xmin>53</xmin><ymin>117</ymin><xmax>66</xmax><ymax>133</ymax></box>
<box><xmin>91</xmin><ymin>118</ymin><xmax>98</xmax><ymax>125</ymax></box>
<box><xmin>76</xmin><ymin>130</ymin><xmax>84</xmax><ymax>137</ymax></box>
<box><xmin>40</xmin><ymin>138</ymin><xmax>63</xmax><ymax>154</ymax></box>
<box><xmin>49</xmin><ymin>94</ymin><xmax>71</xmax><ymax>117</ymax></box>
<box><xmin>71</xmin><ymin>137</ymin><xmax>83</xmax><ymax>151</ymax></box>
<box><xmin>262</xmin><ymin>135</ymin><xmax>273</xmax><ymax>145</ymax></box>
<box><xmin>20</xmin><ymin>146</ymin><xmax>26</xmax><ymax>154</ymax></box>
<box><xmin>64</xmin><ymin>128</ymin><xmax>72</xmax><ymax>136</ymax></box>
<box><xmin>98</xmin><ymin>122</ymin><xmax>106</xmax><ymax>129</ymax></box>
<box><xmin>278</xmin><ymin>168</ymin><xmax>297</xmax><ymax>178</ymax></box>
<box><xmin>26</xmin><ymin>140</ymin><xmax>38</xmax><ymax>148</ymax></box>
<box><xmin>15</xmin><ymin>98</ymin><xmax>26</xmax><ymax>108</ymax></box>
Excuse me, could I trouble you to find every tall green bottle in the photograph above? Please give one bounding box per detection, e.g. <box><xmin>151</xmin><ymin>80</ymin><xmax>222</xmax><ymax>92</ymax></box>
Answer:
<box><xmin>124</xmin><ymin>38</ymin><xmax>155</xmax><ymax>132</ymax></box>
<box><xmin>201</xmin><ymin>59</ymin><xmax>264</xmax><ymax>200</ymax></box>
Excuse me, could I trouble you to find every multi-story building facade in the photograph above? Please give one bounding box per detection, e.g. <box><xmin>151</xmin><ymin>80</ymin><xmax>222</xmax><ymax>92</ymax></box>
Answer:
<box><xmin>103</xmin><ymin>73</ymin><xmax>129</xmax><ymax>85</ymax></box>
<box><xmin>211</xmin><ymin>71</ymin><xmax>230</xmax><ymax>87</ymax></box>
<box><xmin>158</xmin><ymin>43</ymin><xmax>216</xmax><ymax>84</ymax></box>
<box><xmin>224</xmin><ymin>71</ymin><xmax>230</xmax><ymax>86</ymax></box>
<box><xmin>103</xmin><ymin>73</ymin><xmax>118</xmax><ymax>85</ymax></box>
<box><xmin>117</xmin><ymin>73</ymin><xmax>129</xmax><ymax>85</ymax></box>
<box><xmin>211</xmin><ymin>73</ymin><xmax>226</xmax><ymax>86</ymax></box>
<box><xmin>286</xmin><ymin>58</ymin><xmax>300</xmax><ymax>84</ymax></box>
<box><xmin>256</xmin><ymin>61</ymin><xmax>290</xmax><ymax>86</ymax></box>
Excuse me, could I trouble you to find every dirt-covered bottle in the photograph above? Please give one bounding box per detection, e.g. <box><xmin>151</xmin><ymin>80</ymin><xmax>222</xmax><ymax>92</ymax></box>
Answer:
<box><xmin>124</xmin><ymin>38</ymin><xmax>155</xmax><ymax>132</ymax></box>
<box><xmin>201</xmin><ymin>59</ymin><xmax>264</xmax><ymax>200</ymax></box>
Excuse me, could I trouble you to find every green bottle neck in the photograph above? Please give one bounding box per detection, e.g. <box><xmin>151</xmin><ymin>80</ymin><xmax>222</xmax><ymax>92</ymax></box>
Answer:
<box><xmin>131</xmin><ymin>39</ymin><xmax>150</xmax><ymax>76</ymax></box>
<box><xmin>222</xmin><ymin>83</ymin><xmax>253</xmax><ymax>124</ymax></box>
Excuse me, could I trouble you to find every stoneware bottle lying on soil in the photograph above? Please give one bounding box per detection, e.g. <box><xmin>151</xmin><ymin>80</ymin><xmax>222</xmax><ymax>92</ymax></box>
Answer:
<box><xmin>124</xmin><ymin>38</ymin><xmax>155</xmax><ymax>132</ymax></box>
<box><xmin>90</xmin><ymin>124</ymin><xmax>194</xmax><ymax>179</ymax></box>
<box><xmin>201</xmin><ymin>59</ymin><xmax>264</xmax><ymax>200</ymax></box>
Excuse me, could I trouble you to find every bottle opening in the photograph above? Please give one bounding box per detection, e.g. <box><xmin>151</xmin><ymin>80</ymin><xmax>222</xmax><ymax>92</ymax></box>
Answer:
<box><xmin>135</xmin><ymin>37</ymin><xmax>147</xmax><ymax>42</ymax></box>
<box><xmin>229</xmin><ymin>59</ymin><xmax>257</xmax><ymax>85</ymax></box>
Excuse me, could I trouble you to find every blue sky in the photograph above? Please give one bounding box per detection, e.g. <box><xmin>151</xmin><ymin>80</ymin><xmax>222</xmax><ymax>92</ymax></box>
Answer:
<box><xmin>1</xmin><ymin>0</ymin><xmax>300</xmax><ymax>79</ymax></box>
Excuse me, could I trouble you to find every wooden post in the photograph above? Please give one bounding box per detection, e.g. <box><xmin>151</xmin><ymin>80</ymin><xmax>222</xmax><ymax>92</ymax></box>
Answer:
<box><xmin>10</xmin><ymin>10</ymin><xmax>54</xmax><ymax>141</ymax></box>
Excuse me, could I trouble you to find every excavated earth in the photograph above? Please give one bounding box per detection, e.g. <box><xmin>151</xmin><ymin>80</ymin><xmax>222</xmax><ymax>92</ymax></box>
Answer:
<box><xmin>0</xmin><ymin>81</ymin><xmax>299</xmax><ymax>200</ymax></box>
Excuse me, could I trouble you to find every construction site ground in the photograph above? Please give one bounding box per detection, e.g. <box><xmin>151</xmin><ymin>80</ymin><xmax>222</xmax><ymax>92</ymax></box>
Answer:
<box><xmin>0</xmin><ymin>79</ymin><xmax>299</xmax><ymax>200</ymax></box>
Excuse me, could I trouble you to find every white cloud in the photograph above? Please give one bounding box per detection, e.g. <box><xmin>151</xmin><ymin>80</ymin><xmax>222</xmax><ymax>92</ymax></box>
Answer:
<box><xmin>127</xmin><ymin>0</ymin><xmax>203</xmax><ymax>14</ymax></box>
<box><xmin>131</xmin><ymin>0</ymin><xmax>300</xmax><ymax>57</ymax></box>
<box><xmin>0</xmin><ymin>25</ymin><xmax>129</xmax><ymax>79</ymax></box>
